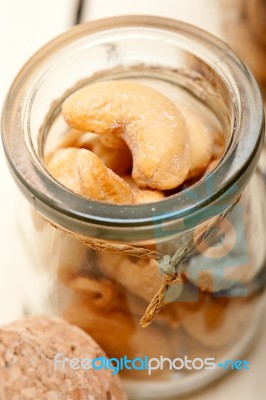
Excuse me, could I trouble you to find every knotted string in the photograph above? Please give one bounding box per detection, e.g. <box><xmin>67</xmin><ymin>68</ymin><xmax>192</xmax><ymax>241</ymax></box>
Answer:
<box><xmin>140</xmin><ymin>199</ymin><xmax>240</xmax><ymax>327</ymax></box>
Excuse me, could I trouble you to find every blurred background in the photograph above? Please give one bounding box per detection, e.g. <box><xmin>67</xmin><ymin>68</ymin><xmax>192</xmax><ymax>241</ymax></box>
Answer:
<box><xmin>0</xmin><ymin>1</ymin><xmax>265</xmax><ymax>399</ymax></box>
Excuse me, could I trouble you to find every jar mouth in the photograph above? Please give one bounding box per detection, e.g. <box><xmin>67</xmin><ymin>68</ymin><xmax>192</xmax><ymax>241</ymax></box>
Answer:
<box><xmin>1</xmin><ymin>16</ymin><xmax>264</xmax><ymax>240</ymax></box>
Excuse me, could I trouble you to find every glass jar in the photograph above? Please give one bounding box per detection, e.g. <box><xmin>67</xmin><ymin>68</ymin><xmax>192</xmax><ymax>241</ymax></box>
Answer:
<box><xmin>1</xmin><ymin>16</ymin><xmax>266</xmax><ymax>399</ymax></box>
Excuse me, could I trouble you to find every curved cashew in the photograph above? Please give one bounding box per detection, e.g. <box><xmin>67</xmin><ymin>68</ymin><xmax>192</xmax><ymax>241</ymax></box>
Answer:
<box><xmin>181</xmin><ymin>108</ymin><xmax>214</xmax><ymax>179</ymax></box>
<box><xmin>66</xmin><ymin>276</ymin><xmax>115</xmax><ymax>308</ymax></box>
<box><xmin>76</xmin><ymin>149</ymin><xmax>134</xmax><ymax>203</ymax></box>
<box><xmin>62</xmin><ymin>81</ymin><xmax>191</xmax><ymax>190</ymax></box>
<box><xmin>88</xmin><ymin>137</ymin><xmax>132</xmax><ymax>175</ymax></box>
<box><xmin>46</xmin><ymin>148</ymin><xmax>134</xmax><ymax>204</ymax></box>
<box><xmin>46</xmin><ymin>130</ymin><xmax>132</xmax><ymax>175</ymax></box>
<box><xmin>98</xmin><ymin>134</ymin><xmax>126</xmax><ymax>149</ymax></box>
<box><xmin>97</xmin><ymin>252</ymin><xmax>163</xmax><ymax>303</ymax></box>
<box><xmin>123</xmin><ymin>175</ymin><xmax>165</xmax><ymax>203</ymax></box>
<box><xmin>46</xmin><ymin>147</ymin><xmax>81</xmax><ymax>193</ymax></box>
<box><xmin>204</xmin><ymin>159</ymin><xmax>219</xmax><ymax>176</ymax></box>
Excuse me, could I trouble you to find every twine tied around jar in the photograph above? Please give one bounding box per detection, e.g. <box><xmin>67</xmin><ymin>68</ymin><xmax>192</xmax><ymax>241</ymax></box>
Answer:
<box><xmin>139</xmin><ymin>198</ymin><xmax>239</xmax><ymax>327</ymax></box>
<box><xmin>49</xmin><ymin>196</ymin><xmax>240</xmax><ymax>328</ymax></box>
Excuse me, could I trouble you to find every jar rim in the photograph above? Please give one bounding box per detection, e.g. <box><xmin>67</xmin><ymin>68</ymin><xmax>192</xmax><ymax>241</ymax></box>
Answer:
<box><xmin>1</xmin><ymin>16</ymin><xmax>264</xmax><ymax>241</ymax></box>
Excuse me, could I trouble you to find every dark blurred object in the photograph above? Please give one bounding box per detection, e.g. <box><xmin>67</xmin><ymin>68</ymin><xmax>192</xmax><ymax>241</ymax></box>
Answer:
<box><xmin>221</xmin><ymin>0</ymin><xmax>266</xmax><ymax>96</ymax></box>
<box><xmin>75</xmin><ymin>0</ymin><xmax>85</xmax><ymax>24</ymax></box>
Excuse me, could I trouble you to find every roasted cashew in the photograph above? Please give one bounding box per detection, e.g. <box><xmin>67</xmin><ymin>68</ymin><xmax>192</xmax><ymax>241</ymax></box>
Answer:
<box><xmin>97</xmin><ymin>252</ymin><xmax>163</xmax><ymax>302</ymax></box>
<box><xmin>76</xmin><ymin>149</ymin><xmax>134</xmax><ymax>203</ymax></box>
<box><xmin>65</xmin><ymin>272</ymin><xmax>180</xmax><ymax>328</ymax></box>
<box><xmin>123</xmin><ymin>175</ymin><xmax>165</xmax><ymax>203</ymax></box>
<box><xmin>65</xmin><ymin>131</ymin><xmax>133</xmax><ymax>175</ymax></box>
<box><xmin>66</xmin><ymin>276</ymin><xmax>116</xmax><ymax>308</ymax></box>
<box><xmin>46</xmin><ymin>148</ymin><xmax>134</xmax><ymax>204</ymax></box>
<box><xmin>46</xmin><ymin>130</ymin><xmax>132</xmax><ymax>175</ymax></box>
<box><xmin>204</xmin><ymin>159</ymin><xmax>220</xmax><ymax>176</ymax></box>
<box><xmin>181</xmin><ymin>108</ymin><xmax>214</xmax><ymax>179</ymax></box>
<box><xmin>88</xmin><ymin>137</ymin><xmax>132</xmax><ymax>175</ymax></box>
<box><xmin>46</xmin><ymin>147</ymin><xmax>81</xmax><ymax>193</ymax></box>
<box><xmin>62</xmin><ymin>81</ymin><xmax>191</xmax><ymax>190</ymax></box>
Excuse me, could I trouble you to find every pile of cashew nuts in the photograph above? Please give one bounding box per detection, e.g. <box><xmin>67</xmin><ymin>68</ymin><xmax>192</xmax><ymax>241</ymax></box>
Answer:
<box><xmin>46</xmin><ymin>80</ymin><xmax>224</xmax><ymax>204</ymax></box>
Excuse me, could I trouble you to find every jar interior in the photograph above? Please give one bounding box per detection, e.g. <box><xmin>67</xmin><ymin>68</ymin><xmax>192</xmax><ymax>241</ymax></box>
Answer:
<box><xmin>43</xmin><ymin>70</ymin><xmax>224</xmax><ymax>177</ymax></box>
<box><xmin>24</xmin><ymin>27</ymin><xmax>233</xmax><ymax>179</ymax></box>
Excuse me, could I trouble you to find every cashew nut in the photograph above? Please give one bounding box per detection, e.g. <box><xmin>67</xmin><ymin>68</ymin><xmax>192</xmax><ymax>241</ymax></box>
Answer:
<box><xmin>97</xmin><ymin>252</ymin><xmax>163</xmax><ymax>303</ymax></box>
<box><xmin>46</xmin><ymin>130</ymin><xmax>132</xmax><ymax>175</ymax></box>
<box><xmin>181</xmin><ymin>108</ymin><xmax>213</xmax><ymax>179</ymax></box>
<box><xmin>123</xmin><ymin>175</ymin><xmax>165</xmax><ymax>203</ymax></box>
<box><xmin>46</xmin><ymin>148</ymin><xmax>134</xmax><ymax>204</ymax></box>
<box><xmin>89</xmin><ymin>137</ymin><xmax>132</xmax><ymax>175</ymax></box>
<box><xmin>62</xmin><ymin>81</ymin><xmax>191</xmax><ymax>190</ymax></box>
<box><xmin>46</xmin><ymin>147</ymin><xmax>81</xmax><ymax>193</ymax></box>
<box><xmin>76</xmin><ymin>148</ymin><xmax>134</xmax><ymax>203</ymax></box>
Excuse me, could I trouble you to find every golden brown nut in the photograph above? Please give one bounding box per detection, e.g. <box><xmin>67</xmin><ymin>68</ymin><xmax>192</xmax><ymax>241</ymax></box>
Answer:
<box><xmin>99</xmin><ymin>134</ymin><xmax>127</xmax><ymax>149</ymax></box>
<box><xmin>91</xmin><ymin>138</ymin><xmax>132</xmax><ymax>175</ymax></box>
<box><xmin>0</xmin><ymin>316</ymin><xmax>126</xmax><ymax>400</ymax></box>
<box><xmin>181</xmin><ymin>108</ymin><xmax>213</xmax><ymax>179</ymax></box>
<box><xmin>66</xmin><ymin>273</ymin><xmax>180</xmax><ymax>328</ymax></box>
<box><xmin>134</xmin><ymin>189</ymin><xmax>165</xmax><ymax>204</ymax></box>
<box><xmin>185</xmin><ymin>216</ymin><xmax>238</xmax><ymax>292</ymax></box>
<box><xmin>62</xmin><ymin>80</ymin><xmax>191</xmax><ymax>190</ymax></box>
<box><xmin>46</xmin><ymin>129</ymin><xmax>132</xmax><ymax>176</ymax></box>
<box><xmin>204</xmin><ymin>159</ymin><xmax>220</xmax><ymax>175</ymax></box>
<box><xmin>76</xmin><ymin>149</ymin><xmax>134</xmax><ymax>204</ymax></box>
<box><xmin>64</xmin><ymin>275</ymin><xmax>137</xmax><ymax>314</ymax></box>
<box><xmin>96</xmin><ymin>252</ymin><xmax>184</xmax><ymax>328</ymax></box>
<box><xmin>123</xmin><ymin>175</ymin><xmax>165</xmax><ymax>203</ymax></box>
<box><xmin>65</xmin><ymin>131</ymin><xmax>132</xmax><ymax>174</ymax></box>
<box><xmin>212</xmin><ymin>130</ymin><xmax>225</xmax><ymax>160</ymax></box>
<box><xmin>97</xmin><ymin>252</ymin><xmax>163</xmax><ymax>303</ymax></box>
<box><xmin>46</xmin><ymin>148</ymin><xmax>81</xmax><ymax>193</ymax></box>
<box><xmin>46</xmin><ymin>148</ymin><xmax>134</xmax><ymax>204</ymax></box>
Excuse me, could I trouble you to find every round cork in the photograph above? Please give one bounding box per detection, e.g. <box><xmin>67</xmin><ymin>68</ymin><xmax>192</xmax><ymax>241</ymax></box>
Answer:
<box><xmin>0</xmin><ymin>316</ymin><xmax>126</xmax><ymax>400</ymax></box>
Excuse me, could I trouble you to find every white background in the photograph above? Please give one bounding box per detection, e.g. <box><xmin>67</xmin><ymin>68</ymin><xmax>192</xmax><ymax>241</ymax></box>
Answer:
<box><xmin>0</xmin><ymin>1</ymin><xmax>265</xmax><ymax>399</ymax></box>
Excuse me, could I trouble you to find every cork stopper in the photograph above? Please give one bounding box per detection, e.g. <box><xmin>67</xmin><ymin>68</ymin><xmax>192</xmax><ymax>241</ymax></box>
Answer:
<box><xmin>0</xmin><ymin>316</ymin><xmax>126</xmax><ymax>400</ymax></box>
